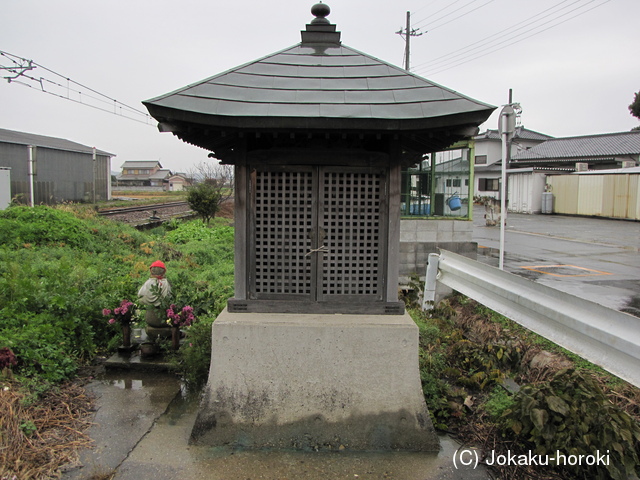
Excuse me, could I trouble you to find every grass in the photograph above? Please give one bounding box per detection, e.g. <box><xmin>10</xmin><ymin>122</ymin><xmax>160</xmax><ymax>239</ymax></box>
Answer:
<box><xmin>411</xmin><ymin>294</ymin><xmax>640</xmax><ymax>480</ymax></box>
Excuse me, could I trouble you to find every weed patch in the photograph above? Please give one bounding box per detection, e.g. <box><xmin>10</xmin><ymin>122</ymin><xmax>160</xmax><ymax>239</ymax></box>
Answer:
<box><xmin>411</xmin><ymin>295</ymin><xmax>640</xmax><ymax>479</ymax></box>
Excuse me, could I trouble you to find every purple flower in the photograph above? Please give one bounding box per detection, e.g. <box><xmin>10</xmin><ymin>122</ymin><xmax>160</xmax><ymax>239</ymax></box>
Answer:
<box><xmin>104</xmin><ymin>299</ymin><xmax>135</xmax><ymax>326</ymax></box>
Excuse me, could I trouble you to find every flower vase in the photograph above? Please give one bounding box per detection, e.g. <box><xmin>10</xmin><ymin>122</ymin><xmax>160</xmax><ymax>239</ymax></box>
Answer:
<box><xmin>171</xmin><ymin>326</ymin><xmax>180</xmax><ymax>350</ymax></box>
<box><xmin>122</xmin><ymin>323</ymin><xmax>131</xmax><ymax>348</ymax></box>
<box><xmin>118</xmin><ymin>321</ymin><xmax>136</xmax><ymax>354</ymax></box>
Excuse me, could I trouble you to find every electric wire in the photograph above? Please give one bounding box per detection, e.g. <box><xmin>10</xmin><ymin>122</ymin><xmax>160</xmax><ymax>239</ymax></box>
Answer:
<box><xmin>0</xmin><ymin>50</ymin><xmax>154</xmax><ymax>126</ymax></box>
<box><xmin>413</xmin><ymin>0</ymin><xmax>610</xmax><ymax>77</ymax></box>
<box><xmin>419</xmin><ymin>0</ymin><xmax>609</xmax><ymax>76</ymax></box>
<box><xmin>410</xmin><ymin>0</ymin><xmax>445</xmax><ymax>17</ymax></box>
<box><xmin>411</xmin><ymin>0</ymin><xmax>577</xmax><ymax>71</ymax></box>
<box><xmin>415</xmin><ymin>0</ymin><xmax>496</xmax><ymax>34</ymax></box>
<box><xmin>412</xmin><ymin>0</ymin><xmax>487</xmax><ymax>32</ymax></box>
<box><xmin>411</xmin><ymin>0</ymin><xmax>468</xmax><ymax>27</ymax></box>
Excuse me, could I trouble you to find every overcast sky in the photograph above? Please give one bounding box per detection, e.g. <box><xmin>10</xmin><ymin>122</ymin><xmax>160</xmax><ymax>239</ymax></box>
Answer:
<box><xmin>1</xmin><ymin>0</ymin><xmax>638</xmax><ymax>173</ymax></box>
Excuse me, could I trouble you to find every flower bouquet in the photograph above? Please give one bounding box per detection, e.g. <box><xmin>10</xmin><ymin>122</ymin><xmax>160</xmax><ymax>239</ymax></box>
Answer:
<box><xmin>165</xmin><ymin>304</ymin><xmax>195</xmax><ymax>349</ymax></box>
<box><xmin>103</xmin><ymin>299</ymin><xmax>136</xmax><ymax>352</ymax></box>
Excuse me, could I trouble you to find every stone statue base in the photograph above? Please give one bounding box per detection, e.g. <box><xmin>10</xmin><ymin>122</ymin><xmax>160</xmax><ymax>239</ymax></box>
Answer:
<box><xmin>144</xmin><ymin>308</ymin><xmax>172</xmax><ymax>341</ymax></box>
<box><xmin>190</xmin><ymin>308</ymin><xmax>439</xmax><ymax>451</ymax></box>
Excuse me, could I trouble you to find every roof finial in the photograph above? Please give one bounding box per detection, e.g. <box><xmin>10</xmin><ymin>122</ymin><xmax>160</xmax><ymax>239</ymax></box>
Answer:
<box><xmin>311</xmin><ymin>2</ymin><xmax>331</xmax><ymax>25</ymax></box>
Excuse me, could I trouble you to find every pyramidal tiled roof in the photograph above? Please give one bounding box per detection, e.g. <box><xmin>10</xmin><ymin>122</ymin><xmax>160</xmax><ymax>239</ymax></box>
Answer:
<box><xmin>512</xmin><ymin>130</ymin><xmax>640</xmax><ymax>161</ymax></box>
<box><xmin>143</xmin><ymin>4</ymin><xmax>495</xmax><ymax>158</ymax></box>
<box><xmin>145</xmin><ymin>43</ymin><xmax>494</xmax><ymax>130</ymax></box>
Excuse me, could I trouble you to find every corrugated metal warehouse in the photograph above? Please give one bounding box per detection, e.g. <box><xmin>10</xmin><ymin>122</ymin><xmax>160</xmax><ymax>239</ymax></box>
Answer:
<box><xmin>0</xmin><ymin>128</ymin><xmax>113</xmax><ymax>204</ymax></box>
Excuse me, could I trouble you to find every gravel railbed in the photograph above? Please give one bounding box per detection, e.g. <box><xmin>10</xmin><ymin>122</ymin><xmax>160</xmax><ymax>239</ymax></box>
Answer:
<box><xmin>105</xmin><ymin>205</ymin><xmax>194</xmax><ymax>225</ymax></box>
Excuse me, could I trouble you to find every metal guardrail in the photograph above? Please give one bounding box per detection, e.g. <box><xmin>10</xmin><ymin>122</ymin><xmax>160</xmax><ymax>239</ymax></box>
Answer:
<box><xmin>423</xmin><ymin>249</ymin><xmax>640</xmax><ymax>388</ymax></box>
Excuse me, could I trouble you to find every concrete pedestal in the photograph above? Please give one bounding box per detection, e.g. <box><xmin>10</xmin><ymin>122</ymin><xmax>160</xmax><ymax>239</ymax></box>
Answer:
<box><xmin>190</xmin><ymin>309</ymin><xmax>439</xmax><ymax>451</ymax></box>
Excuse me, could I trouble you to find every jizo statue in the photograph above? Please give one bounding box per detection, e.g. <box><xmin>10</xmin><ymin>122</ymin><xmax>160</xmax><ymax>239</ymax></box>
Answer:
<box><xmin>138</xmin><ymin>260</ymin><xmax>172</xmax><ymax>337</ymax></box>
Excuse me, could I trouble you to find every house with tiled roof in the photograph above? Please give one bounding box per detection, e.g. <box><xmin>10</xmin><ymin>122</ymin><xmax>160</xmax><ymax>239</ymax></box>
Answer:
<box><xmin>165</xmin><ymin>172</ymin><xmax>191</xmax><ymax>191</ymax></box>
<box><xmin>511</xmin><ymin>130</ymin><xmax>640</xmax><ymax>170</ymax></box>
<box><xmin>507</xmin><ymin>130</ymin><xmax>640</xmax><ymax>216</ymax></box>
<box><xmin>473</xmin><ymin>126</ymin><xmax>553</xmax><ymax>199</ymax></box>
<box><xmin>510</xmin><ymin>131</ymin><xmax>640</xmax><ymax>218</ymax></box>
<box><xmin>115</xmin><ymin>160</ymin><xmax>172</xmax><ymax>187</ymax></box>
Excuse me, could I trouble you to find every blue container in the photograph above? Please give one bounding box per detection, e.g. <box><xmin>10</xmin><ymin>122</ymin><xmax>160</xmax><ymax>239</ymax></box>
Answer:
<box><xmin>409</xmin><ymin>203</ymin><xmax>430</xmax><ymax>215</ymax></box>
<box><xmin>447</xmin><ymin>195</ymin><xmax>462</xmax><ymax>211</ymax></box>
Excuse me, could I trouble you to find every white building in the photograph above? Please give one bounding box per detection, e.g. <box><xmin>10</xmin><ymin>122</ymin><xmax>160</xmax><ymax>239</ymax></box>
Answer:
<box><xmin>473</xmin><ymin>126</ymin><xmax>553</xmax><ymax>200</ymax></box>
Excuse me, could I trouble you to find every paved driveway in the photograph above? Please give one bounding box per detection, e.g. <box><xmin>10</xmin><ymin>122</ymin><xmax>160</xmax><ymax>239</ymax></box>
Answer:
<box><xmin>472</xmin><ymin>206</ymin><xmax>640</xmax><ymax>317</ymax></box>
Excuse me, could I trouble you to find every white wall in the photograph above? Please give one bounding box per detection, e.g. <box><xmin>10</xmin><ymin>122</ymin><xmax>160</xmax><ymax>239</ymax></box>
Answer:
<box><xmin>508</xmin><ymin>172</ymin><xmax>547</xmax><ymax>214</ymax></box>
<box><xmin>0</xmin><ymin>168</ymin><xmax>10</xmax><ymax>209</ymax></box>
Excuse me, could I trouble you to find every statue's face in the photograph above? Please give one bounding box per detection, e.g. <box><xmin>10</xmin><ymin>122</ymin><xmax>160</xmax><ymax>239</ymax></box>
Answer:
<box><xmin>150</xmin><ymin>266</ymin><xmax>166</xmax><ymax>276</ymax></box>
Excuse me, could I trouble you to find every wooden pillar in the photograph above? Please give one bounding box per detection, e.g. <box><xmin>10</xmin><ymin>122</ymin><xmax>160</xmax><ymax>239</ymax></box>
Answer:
<box><xmin>387</xmin><ymin>162</ymin><xmax>401</xmax><ymax>303</ymax></box>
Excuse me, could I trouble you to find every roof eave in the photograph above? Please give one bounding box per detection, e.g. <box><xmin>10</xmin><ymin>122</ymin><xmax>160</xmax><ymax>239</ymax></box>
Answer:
<box><xmin>144</xmin><ymin>103</ymin><xmax>494</xmax><ymax>134</ymax></box>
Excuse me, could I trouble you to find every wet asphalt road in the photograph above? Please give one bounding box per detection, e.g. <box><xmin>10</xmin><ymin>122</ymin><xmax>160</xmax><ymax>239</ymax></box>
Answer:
<box><xmin>472</xmin><ymin>206</ymin><xmax>640</xmax><ymax>317</ymax></box>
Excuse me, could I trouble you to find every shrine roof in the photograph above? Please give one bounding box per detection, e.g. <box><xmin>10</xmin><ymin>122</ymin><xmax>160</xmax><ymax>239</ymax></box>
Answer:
<box><xmin>142</xmin><ymin>4</ymin><xmax>495</xmax><ymax>157</ymax></box>
<box><xmin>144</xmin><ymin>43</ymin><xmax>494</xmax><ymax>131</ymax></box>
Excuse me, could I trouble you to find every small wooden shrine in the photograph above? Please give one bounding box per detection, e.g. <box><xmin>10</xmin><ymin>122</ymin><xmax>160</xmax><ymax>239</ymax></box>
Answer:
<box><xmin>144</xmin><ymin>4</ymin><xmax>494</xmax><ymax>451</ymax></box>
<box><xmin>144</xmin><ymin>3</ymin><xmax>494</xmax><ymax>316</ymax></box>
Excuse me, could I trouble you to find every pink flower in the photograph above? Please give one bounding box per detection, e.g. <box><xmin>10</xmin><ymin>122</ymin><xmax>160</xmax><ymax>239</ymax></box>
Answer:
<box><xmin>108</xmin><ymin>318</ymin><xmax>116</xmax><ymax>324</ymax></box>
<box><xmin>102</xmin><ymin>308</ymin><xmax>111</xmax><ymax>316</ymax></box>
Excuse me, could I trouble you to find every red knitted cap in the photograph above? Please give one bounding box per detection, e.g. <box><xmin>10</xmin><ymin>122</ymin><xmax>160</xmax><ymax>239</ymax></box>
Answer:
<box><xmin>150</xmin><ymin>260</ymin><xmax>166</xmax><ymax>270</ymax></box>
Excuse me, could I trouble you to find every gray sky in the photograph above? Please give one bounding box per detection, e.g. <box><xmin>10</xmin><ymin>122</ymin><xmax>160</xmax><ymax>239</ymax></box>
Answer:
<box><xmin>1</xmin><ymin>0</ymin><xmax>638</xmax><ymax>173</ymax></box>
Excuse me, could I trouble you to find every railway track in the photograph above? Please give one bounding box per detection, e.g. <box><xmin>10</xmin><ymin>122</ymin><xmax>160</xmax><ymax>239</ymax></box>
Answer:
<box><xmin>98</xmin><ymin>201</ymin><xmax>194</xmax><ymax>227</ymax></box>
<box><xmin>98</xmin><ymin>201</ymin><xmax>190</xmax><ymax>217</ymax></box>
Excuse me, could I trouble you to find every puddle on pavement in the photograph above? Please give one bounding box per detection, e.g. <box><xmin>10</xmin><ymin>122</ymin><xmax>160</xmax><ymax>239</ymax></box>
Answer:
<box><xmin>109</xmin><ymin>378</ymin><xmax>144</xmax><ymax>390</ymax></box>
<box><xmin>129</xmin><ymin>382</ymin><xmax>490</xmax><ymax>480</ymax></box>
<box><xmin>622</xmin><ymin>295</ymin><xmax>640</xmax><ymax>318</ymax></box>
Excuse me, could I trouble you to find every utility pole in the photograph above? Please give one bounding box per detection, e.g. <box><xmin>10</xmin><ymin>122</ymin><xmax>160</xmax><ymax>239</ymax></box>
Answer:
<box><xmin>498</xmin><ymin>89</ymin><xmax>522</xmax><ymax>270</ymax></box>
<box><xmin>396</xmin><ymin>11</ymin><xmax>423</xmax><ymax>71</ymax></box>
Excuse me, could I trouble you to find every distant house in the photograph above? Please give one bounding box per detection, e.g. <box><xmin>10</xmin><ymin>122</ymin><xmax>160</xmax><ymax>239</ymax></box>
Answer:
<box><xmin>165</xmin><ymin>173</ymin><xmax>191</xmax><ymax>191</ymax></box>
<box><xmin>0</xmin><ymin>128</ymin><xmax>113</xmax><ymax>204</ymax></box>
<box><xmin>115</xmin><ymin>161</ymin><xmax>172</xmax><ymax>187</ymax></box>
<box><xmin>473</xmin><ymin>126</ymin><xmax>553</xmax><ymax>199</ymax></box>
<box><xmin>508</xmin><ymin>130</ymin><xmax>640</xmax><ymax>216</ymax></box>
<box><xmin>511</xmin><ymin>130</ymin><xmax>640</xmax><ymax>171</ymax></box>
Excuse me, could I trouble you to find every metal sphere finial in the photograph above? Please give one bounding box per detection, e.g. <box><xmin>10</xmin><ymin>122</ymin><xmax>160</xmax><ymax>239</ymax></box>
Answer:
<box><xmin>311</xmin><ymin>2</ymin><xmax>330</xmax><ymax>24</ymax></box>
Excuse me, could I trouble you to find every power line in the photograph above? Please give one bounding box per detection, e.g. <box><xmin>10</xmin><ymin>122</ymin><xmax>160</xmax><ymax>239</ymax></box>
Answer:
<box><xmin>411</xmin><ymin>0</ymin><xmax>577</xmax><ymax>71</ymax></box>
<box><xmin>419</xmin><ymin>0</ymin><xmax>608</xmax><ymax>76</ymax></box>
<box><xmin>410</xmin><ymin>0</ymin><xmax>444</xmax><ymax>17</ymax></box>
<box><xmin>413</xmin><ymin>0</ymin><xmax>610</xmax><ymax>77</ymax></box>
<box><xmin>411</xmin><ymin>0</ymin><xmax>468</xmax><ymax>27</ymax></box>
<box><xmin>413</xmin><ymin>0</ymin><xmax>496</xmax><ymax>34</ymax></box>
<box><xmin>412</xmin><ymin>0</ymin><xmax>486</xmax><ymax>32</ymax></box>
<box><xmin>0</xmin><ymin>50</ymin><xmax>154</xmax><ymax>126</ymax></box>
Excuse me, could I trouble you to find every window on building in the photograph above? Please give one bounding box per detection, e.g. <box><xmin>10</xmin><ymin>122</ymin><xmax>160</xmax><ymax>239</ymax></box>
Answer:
<box><xmin>401</xmin><ymin>146</ymin><xmax>471</xmax><ymax>218</ymax></box>
<box><xmin>478</xmin><ymin>178</ymin><xmax>500</xmax><ymax>191</ymax></box>
<box><xmin>475</xmin><ymin>155</ymin><xmax>487</xmax><ymax>165</ymax></box>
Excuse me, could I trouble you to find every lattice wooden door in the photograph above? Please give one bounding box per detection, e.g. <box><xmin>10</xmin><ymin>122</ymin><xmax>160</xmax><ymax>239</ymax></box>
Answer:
<box><xmin>249</xmin><ymin>166</ymin><xmax>387</xmax><ymax>304</ymax></box>
<box><xmin>318</xmin><ymin>168</ymin><xmax>387</xmax><ymax>302</ymax></box>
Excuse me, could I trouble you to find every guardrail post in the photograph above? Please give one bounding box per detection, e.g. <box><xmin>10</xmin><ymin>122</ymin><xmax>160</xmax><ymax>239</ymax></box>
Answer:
<box><xmin>421</xmin><ymin>253</ymin><xmax>440</xmax><ymax>311</ymax></box>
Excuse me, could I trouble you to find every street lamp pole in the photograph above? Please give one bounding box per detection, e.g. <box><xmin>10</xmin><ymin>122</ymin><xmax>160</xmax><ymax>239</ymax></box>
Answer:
<box><xmin>498</xmin><ymin>105</ymin><xmax>515</xmax><ymax>270</ymax></box>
